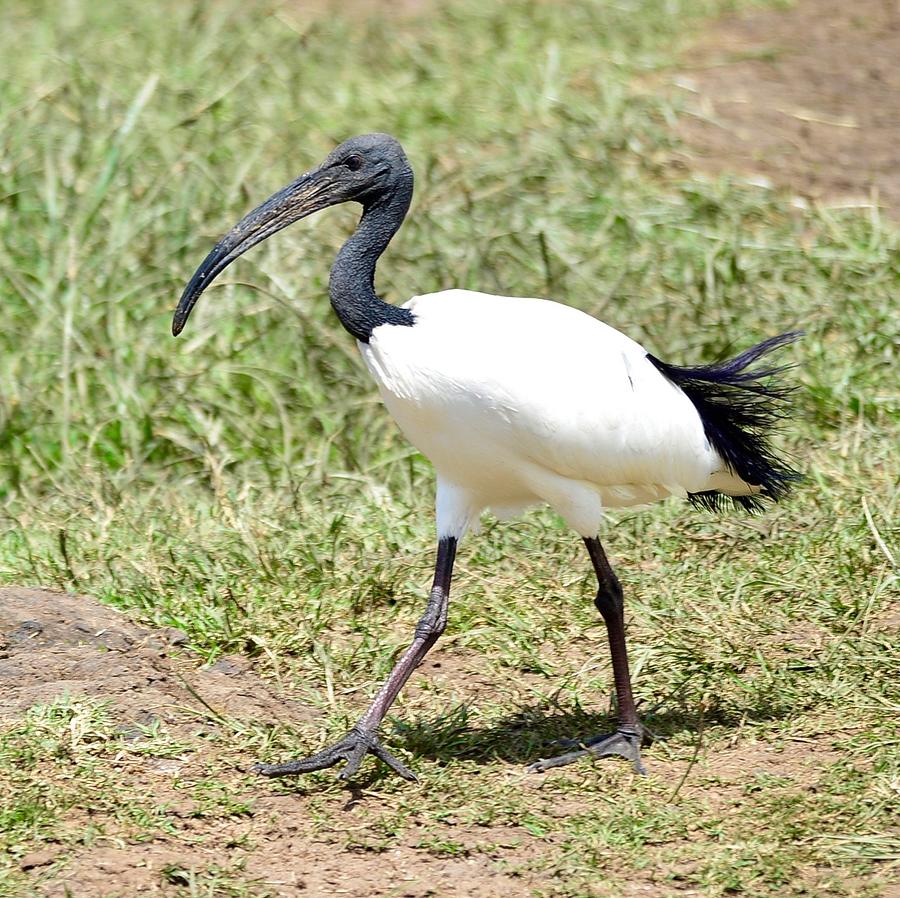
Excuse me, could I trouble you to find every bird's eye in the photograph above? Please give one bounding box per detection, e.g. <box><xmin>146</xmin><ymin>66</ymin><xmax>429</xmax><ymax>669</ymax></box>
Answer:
<box><xmin>343</xmin><ymin>154</ymin><xmax>363</xmax><ymax>172</ymax></box>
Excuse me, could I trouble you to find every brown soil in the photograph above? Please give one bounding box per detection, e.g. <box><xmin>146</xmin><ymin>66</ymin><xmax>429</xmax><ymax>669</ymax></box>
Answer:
<box><xmin>672</xmin><ymin>0</ymin><xmax>900</xmax><ymax>217</ymax></box>
<box><xmin>0</xmin><ymin>587</ymin><xmax>312</xmax><ymax>730</ymax></box>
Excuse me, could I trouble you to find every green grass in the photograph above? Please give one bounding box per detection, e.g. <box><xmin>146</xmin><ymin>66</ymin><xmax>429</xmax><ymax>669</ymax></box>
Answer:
<box><xmin>1</xmin><ymin>0</ymin><xmax>898</xmax><ymax>896</ymax></box>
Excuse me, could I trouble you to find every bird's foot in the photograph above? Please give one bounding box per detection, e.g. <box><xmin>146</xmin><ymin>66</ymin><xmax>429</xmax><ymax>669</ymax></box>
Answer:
<box><xmin>527</xmin><ymin>727</ymin><xmax>649</xmax><ymax>775</ymax></box>
<box><xmin>254</xmin><ymin>727</ymin><xmax>417</xmax><ymax>782</ymax></box>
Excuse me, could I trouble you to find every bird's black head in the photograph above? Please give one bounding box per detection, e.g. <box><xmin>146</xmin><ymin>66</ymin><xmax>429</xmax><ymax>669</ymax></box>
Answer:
<box><xmin>320</xmin><ymin>133</ymin><xmax>412</xmax><ymax>206</ymax></box>
<box><xmin>172</xmin><ymin>133</ymin><xmax>412</xmax><ymax>336</ymax></box>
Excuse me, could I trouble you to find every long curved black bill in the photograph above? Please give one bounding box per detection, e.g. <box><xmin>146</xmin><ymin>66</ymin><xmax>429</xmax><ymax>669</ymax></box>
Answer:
<box><xmin>172</xmin><ymin>166</ymin><xmax>342</xmax><ymax>336</ymax></box>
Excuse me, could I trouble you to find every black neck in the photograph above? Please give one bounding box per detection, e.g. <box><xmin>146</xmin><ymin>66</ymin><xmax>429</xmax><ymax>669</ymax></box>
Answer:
<box><xmin>329</xmin><ymin>177</ymin><xmax>415</xmax><ymax>342</ymax></box>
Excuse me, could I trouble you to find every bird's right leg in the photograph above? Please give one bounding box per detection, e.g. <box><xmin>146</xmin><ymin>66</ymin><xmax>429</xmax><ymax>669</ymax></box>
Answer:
<box><xmin>529</xmin><ymin>536</ymin><xmax>649</xmax><ymax>774</ymax></box>
<box><xmin>255</xmin><ymin>537</ymin><xmax>457</xmax><ymax>782</ymax></box>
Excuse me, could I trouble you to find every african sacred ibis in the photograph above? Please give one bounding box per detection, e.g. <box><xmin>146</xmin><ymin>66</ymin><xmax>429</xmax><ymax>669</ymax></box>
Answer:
<box><xmin>173</xmin><ymin>133</ymin><xmax>799</xmax><ymax>781</ymax></box>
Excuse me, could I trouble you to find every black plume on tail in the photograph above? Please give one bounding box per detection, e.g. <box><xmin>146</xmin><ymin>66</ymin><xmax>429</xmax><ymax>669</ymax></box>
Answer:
<box><xmin>647</xmin><ymin>332</ymin><xmax>802</xmax><ymax>513</ymax></box>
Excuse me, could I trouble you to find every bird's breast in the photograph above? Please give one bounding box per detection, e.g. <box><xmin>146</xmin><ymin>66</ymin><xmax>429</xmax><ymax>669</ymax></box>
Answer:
<box><xmin>358</xmin><ymin>320</ymin><xmax>557</xmax><ymax>511</ymax></box>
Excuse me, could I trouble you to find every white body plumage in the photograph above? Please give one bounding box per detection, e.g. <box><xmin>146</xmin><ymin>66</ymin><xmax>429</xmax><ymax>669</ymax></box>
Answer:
<box><xmin>360</xmin><ymin>289</ymin><xmax>755</xmax><ymax>539</ymax></box>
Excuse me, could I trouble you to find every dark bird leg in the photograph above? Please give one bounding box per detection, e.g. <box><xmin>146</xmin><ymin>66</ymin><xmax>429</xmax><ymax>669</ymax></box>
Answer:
<box><xmin>255</xmin><ymin>537</ymin><xmax>457</xmax><ymax>782</ymax></box>
<box><xmin>529</xmin><ymin>536</ymin><xmax>648</xmax><ymax>775</ymax></box>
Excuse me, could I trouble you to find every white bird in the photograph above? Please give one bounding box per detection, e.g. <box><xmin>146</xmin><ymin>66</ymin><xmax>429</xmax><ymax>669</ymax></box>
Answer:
<box><xmin>173</xmin><ymin>133</ymin><xmax>799</xmax><ymax>782</ymax></box>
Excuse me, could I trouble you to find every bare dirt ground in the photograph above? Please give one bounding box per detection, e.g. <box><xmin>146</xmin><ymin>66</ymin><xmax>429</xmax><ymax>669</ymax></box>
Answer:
<box><xmin>672</xmin><ymin>0</ymin><xmax>900</xmax><ymax>217</ymax></box>
<box><xmin>0</xmin><ymin>588</ymin><xmax>312</xmax><ymax>729</ymax></box>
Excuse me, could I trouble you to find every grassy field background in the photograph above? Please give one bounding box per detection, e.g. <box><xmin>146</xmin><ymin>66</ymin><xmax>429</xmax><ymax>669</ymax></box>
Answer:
<box><xmin>0</xmin><ymin>0</ymin><xmax>897</xmax><ymax>895</ymax></box>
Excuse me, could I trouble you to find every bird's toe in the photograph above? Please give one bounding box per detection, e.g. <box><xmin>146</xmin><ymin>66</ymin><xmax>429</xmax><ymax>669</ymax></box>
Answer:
<box><xmin>528</xmin><ymin>729</ymin><xmax>647</xmax><ymax>775</ymax></box>
<box><xmin>255</xmin><ymin>728</ymin><xmax>417</xmax><ymax>782</ymax></box>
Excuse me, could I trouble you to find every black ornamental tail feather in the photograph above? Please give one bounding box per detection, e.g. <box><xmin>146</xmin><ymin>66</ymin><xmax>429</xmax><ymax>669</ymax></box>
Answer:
<box><xmin>648</xmin><ymin>332</ymin><xmax>802</xmax><ymax>513</ymax></box>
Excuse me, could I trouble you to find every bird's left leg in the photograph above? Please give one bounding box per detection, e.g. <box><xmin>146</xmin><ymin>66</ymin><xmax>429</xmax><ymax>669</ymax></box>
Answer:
<box><xmin>529</xmin><ymin>536</ymin><xmax>649</xmax><ymax>775</ymax></box>
<box><xmin>255</xmin><ymin>537</ymin><xmax>457</xmax><ymax>782</ymax></box>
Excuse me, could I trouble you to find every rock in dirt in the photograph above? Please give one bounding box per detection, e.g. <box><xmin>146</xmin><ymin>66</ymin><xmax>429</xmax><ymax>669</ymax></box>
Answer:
<box><xmin>18</xmin><ymin>847</ymin><xmax>63</xmax><ymax>870</ymax></box>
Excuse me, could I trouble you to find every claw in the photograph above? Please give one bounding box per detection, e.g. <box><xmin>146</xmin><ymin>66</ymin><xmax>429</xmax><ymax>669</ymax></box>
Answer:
<box><xmin>254</xmin><ymin>728</ymin><xmax>417</xmax><ymax>782</ymax></box>
<box><xmin>360</xmin><ymin>740</ymin><xmax>417</xmax><ymax>781</ymax></box>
